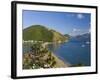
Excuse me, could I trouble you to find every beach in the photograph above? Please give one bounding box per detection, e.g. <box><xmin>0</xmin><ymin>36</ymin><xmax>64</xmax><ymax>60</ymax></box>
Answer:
<box><xmin>51</xmin><ymin>52</ymin><xmax>70</xmax><ymax>68</ymax></box>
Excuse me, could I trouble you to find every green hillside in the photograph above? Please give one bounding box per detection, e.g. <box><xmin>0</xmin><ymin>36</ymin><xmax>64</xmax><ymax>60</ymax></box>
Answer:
<box><xmin>23</xmin><ymin>25</ymin><xmax>68</xmax><ymax>42</ymax></box>
<box><xmin>50</xmin><ymin>30</ymin><xmax>67</xmax><ymax>42</ymax></box>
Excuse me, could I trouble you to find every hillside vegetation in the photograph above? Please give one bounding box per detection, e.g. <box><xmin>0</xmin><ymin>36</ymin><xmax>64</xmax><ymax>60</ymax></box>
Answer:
<box><xmin>23</xmin><ymin>25</ymin><xmax>69</xmax><ymax>42</ymax></box>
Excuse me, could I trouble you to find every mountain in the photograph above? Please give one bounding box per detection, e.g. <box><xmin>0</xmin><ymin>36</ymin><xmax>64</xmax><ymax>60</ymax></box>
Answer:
<box><xmin>64</xmin><ymin>34</ymin><xmax>70</xmax><ymax>39</ymax></box>
<box><xmin>23</xmin><ymin>25</ymin><xmax>68</xmax><ymax>42</ymax></box>
<box><xmin>70</xmin><ymin>33</ymin><xmax>90</xmax><ymax>42</ymax></box>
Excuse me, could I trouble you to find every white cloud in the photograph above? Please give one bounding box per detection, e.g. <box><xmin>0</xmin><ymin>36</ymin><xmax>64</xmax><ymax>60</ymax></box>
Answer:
<box><xmin>77</xmin><ymin>14</ymin><xmax>84</xmax><ymax>19</ymax></box>
<box><xmin>71</xmin><ymin>28</ymin><xmax>88</xmax><ymax>36</ymax></box>
<box><xmin>72</xmin><ymin>28</ymin><xmax>81</xmax><ymax>32</ymax></box>
<box><xmin>70</xmin><ymin>28</ymin><xmax>81</xmax><ymax>36</ymax></box>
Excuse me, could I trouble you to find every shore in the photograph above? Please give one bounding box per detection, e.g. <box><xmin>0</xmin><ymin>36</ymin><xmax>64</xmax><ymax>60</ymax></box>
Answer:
<box><xmin>23</xmin><ymin>40</ymin><xmax>71</xmax><ymax>69</ymax></box>
<box><xmin>51</xmin><ymin>52</ymin><xmax>71</xmax><ymax>68</ymax></box>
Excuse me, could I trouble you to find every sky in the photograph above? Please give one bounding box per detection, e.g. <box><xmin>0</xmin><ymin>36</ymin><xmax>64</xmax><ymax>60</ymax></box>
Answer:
<box><xmin>23</xmin><ymin>10</ymin><xmax>91</xmax><ymax>36</ymax></box>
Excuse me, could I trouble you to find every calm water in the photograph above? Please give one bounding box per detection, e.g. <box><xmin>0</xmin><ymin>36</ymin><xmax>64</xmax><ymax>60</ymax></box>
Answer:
<box><xmin>47</xmin><ymin>40</ymin><xmax>91</xmax><ymax>66</ymax></box>
<box><xmin>23</xmin><ymin>40</ymin><xmax>91</xmax><ymax>66</ymax></box>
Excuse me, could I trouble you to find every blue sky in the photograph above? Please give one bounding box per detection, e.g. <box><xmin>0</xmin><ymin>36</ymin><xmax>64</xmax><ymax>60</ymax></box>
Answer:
<box><xmin>23</xmin><ymin>10</ymin><xmax>90</xmax><ymax>36</ymax></box>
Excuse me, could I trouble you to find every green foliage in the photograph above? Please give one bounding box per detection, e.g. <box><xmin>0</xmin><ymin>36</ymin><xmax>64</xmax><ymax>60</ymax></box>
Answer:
<box><xmin>23</xmin><ymin>55</ymin><xmax>33</xmax><ymax>69</ymax></box>
<box><xmin>23</xmin><ymin>42</ymin><xmax>57</xmax><ymax>69</ymax></box>
<box><xmin>30</xmin><ymin>42</ymin><xmax>41</xmax><ymax>54</ymax></box>
<box><xmin>23</xmin><ymin>25</ymin><xmax>68</xmax><ymax>42</ymax></box>
<box><xmin>23</xmin><ymin>25</ymin><xmax>53</xmax><ymax>42</ymax></box>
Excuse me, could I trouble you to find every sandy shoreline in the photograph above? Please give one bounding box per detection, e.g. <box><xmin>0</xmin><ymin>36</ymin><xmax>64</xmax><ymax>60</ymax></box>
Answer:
<box><xmin>51</xmin><ymin>52</ymin><xmax>71</xmax><ymax>68</ymax></box>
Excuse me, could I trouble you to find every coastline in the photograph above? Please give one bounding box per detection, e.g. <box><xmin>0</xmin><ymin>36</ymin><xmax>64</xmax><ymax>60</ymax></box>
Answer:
<box><xmin>51</xmin><ymin>52</ymin><xmax>71</xmax><ymax>68</ymax></box>
<box><xmin>45</xmin><ymin>41</ymin><xmax>71</xmax><ymax>68</ymax></box>
<box><xmin>23</xmin><ymin>40</ymin><xmax>71</xmax><ymax>68</ymax></box>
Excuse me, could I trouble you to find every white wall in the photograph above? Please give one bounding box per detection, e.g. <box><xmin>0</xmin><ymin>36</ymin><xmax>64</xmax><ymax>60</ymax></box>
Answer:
<box><xmin>0</xmin><ymin>0</ymin><xmax>99</xmax><ymax>80</ymax></box>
